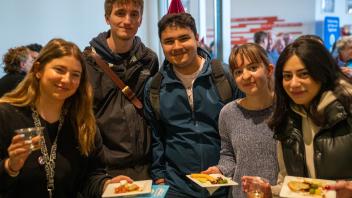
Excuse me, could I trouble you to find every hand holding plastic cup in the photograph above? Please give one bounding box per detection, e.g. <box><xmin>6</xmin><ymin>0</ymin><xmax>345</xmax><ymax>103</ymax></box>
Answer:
<box><xmin>247</xmin><ymin>180</ymin><xmax>265</xmax><ymax>198</ymax></box>
<box><xmin>15</xmin><ymin>127</ymin><xmax>44</xmax><ymax>151</ymax></box>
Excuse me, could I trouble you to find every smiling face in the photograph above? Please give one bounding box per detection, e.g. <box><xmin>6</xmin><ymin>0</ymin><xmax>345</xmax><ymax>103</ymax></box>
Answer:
<box><xmin>105</xmin><ymin>2</ymin><xmax>142</xmax><ymax>41</ymax></box>
<box><xmin>160</xmin><ymin>25</ymin><xmax>200</xmax><ymax>72</ymax></box>
<box><xmin>36</xmin><ymin>55</ymin><xmax>82</xmax><ymax>103</ymax></box>
<box><xmin>233</xmin><ymin>55</ymin><xmax>273</xmax><ymax>96</ymax></box>
<box><xmin>282</xmin><ymin>55</ymin><xmax>321</xmax><ymax>107</ymax></box>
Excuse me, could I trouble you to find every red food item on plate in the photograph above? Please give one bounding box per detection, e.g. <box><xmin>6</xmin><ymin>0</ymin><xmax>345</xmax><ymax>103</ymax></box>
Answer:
<box><xmin>115</xmin><ymin>183</ymin><xmax>140</xmax><ymax>194</ymax></box>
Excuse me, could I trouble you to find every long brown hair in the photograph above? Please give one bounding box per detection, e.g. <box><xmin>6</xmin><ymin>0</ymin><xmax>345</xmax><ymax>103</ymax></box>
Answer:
<box><xmin>0</xmin><ymin>38</ymin><xmax>96</xmax><ymax>156</ymax></box>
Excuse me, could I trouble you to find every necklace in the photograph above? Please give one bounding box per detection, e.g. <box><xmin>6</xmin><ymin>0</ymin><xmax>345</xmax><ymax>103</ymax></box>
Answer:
<box><xmin>32</xmin><ymin>107</ymin><xmax>66</xmax><ymax>198</ymax></box>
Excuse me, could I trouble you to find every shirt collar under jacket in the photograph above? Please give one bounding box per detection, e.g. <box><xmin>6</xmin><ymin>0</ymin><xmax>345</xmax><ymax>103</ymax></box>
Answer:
<box><xmin>159</xmin><ymin>47</ymin><xmax>212</xmax><ymax>84</ymax></box>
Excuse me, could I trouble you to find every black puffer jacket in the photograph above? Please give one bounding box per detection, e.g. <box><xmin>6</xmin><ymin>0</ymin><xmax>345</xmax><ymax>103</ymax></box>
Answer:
<box><xmin>83</xmin><ymin>31</ymin><xmax>159</xmax><ymax>172</ymax></box>
<box><xmin>274</xmin><ymin>98</ymin><xmax>352</xmax><ymax>180</ymax></box>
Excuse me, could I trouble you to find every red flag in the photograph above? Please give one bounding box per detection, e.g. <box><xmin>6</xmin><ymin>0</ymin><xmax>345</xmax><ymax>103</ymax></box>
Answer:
<box><xmin>167</xmin><ymin>0</ymin><xmax>185</xmax><ymax>14</ymax></box>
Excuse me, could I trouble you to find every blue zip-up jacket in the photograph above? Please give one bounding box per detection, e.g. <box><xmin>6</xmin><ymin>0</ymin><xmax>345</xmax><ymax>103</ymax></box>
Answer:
<box><xmin>144</xmin><ymin>48</ymin><xmax>243</xmax><ymax>197</ymax></box>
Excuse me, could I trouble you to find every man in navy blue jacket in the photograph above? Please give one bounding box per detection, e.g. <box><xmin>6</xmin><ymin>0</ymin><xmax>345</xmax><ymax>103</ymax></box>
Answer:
<box><xmin>144</xmin><ymin>13</ymin><xmax>243</xmax><ymax>197</ymax></box>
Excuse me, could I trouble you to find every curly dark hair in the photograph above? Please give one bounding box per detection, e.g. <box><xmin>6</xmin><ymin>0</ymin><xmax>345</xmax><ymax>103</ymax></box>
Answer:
<box><xmin>2</xmin><ymin>46</ymin><xmax>29</xmax><ymax>73</ymax></box>
<box><xmin>26</xmin><ymin>43</ymin><xmax>43</xmax><ymax>53</ymax></box>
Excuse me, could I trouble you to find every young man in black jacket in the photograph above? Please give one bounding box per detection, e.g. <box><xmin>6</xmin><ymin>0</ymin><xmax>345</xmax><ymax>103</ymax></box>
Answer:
<box><xmin>83</xmin><ymin>0</ymin><xmax>158</xmax><ymax>180</ymax></box>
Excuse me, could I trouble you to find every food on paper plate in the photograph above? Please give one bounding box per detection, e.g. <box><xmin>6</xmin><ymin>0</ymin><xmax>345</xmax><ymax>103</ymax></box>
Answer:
<box><xmin>288</xmin><ymin>181</ymin><xmax>310</xmax><ymax>191</ymax></box>
<box><xmin>287</xmin><ymin>179</ymin><xmax>326</xmax><ymax>197</ymax></box>
<box><xmin>191</xmin><ymin>174</ymin><xmax>216</xmax><ymax>182</ymax></box>
<box><xmin>114</xmin><ymin>180</ymin><xmax>141</xmax><ymax>194</ymax></box>
<box><xmin>212</xmin><ymin>176</ymin><xmax>228</xmax><ymax>184</ymax></box>
<box><xmin>190</xmin><ymin>173</ymin><xmax>228</xmax><ymax>184</ymax></box>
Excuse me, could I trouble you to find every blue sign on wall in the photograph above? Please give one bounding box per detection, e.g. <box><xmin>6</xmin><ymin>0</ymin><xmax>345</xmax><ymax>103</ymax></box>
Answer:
<box><xmin>324</xmin><ymin>16</ymin><xmax>340</xmax><ymax>52</ymax></box>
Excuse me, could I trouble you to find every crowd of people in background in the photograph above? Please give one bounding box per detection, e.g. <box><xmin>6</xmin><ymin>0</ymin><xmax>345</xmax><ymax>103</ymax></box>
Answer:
<box><xmin>1</xmin><ymin>0</ymin><xmax>352</xmax><ymax>198</ymax></box>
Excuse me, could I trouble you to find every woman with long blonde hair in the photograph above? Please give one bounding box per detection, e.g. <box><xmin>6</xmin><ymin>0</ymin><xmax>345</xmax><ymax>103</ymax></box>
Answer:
<box><xmin>0</xmin><ymin>38</ymin><xmax>131</xmax><ymax>198</ymax></box>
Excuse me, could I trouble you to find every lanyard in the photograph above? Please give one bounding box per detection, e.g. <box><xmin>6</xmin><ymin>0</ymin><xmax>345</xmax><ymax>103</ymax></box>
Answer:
<box><xmin>32</xmin><ymin>107</ymin><xmax>65</xmax><ymax>198</ymax></box>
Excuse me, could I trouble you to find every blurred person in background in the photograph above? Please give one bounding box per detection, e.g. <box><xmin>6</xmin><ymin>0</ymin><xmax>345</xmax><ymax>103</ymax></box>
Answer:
<box><xmin>26</xmin><ymin>43</ymin><xmax>43</xmax><ymax>60</ymax></box>
<box><xmin>254</xmin><ymin>31</ymin><xmax>270</xmax><ymax>52</ymax></box>
<box><xmin>333</xmin><ymin>36</ymin><xmax>352</xmax><ymax>76</ymax></box>
<box><xmin>282</xmin><ymin>33</ymin><xmax>292</xmax><ymax>47</ymax></box>
<box><xmin>254</xmin><ymin>31</ymin><xmax>279</xmax><ymax>65</ymax></box>
<box><xmin>0</xmin><ymin>46</ymin><xmax>33</xmax><ymax>97</ymax></box>
<box><xmin>273</xmin><ymin>33</ymin><xmax>292</xmax><ymax>54</ymax></box>
<box><xmin>336</xmin><ymin>36</ymin><xmax>352</xmax><ymax>66</ymax></box>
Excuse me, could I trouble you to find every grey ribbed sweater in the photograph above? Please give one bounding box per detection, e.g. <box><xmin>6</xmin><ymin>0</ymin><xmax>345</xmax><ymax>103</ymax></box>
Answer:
<box><xmin>217</xmin><ymin>101</ymin><xmax>278</xmax><ymax>198</ymax></box>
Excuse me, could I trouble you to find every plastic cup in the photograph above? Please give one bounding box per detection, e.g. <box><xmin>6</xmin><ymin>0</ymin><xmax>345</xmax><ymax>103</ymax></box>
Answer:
<box><xmin>15</xmin><ymin>127</ymin><xmax>44</xmax><ymax>151</ymax></box>
<box><xmin>246</xmin><ymin>177</ymin><xmax>268</xmax><ymax>198</ymax></box>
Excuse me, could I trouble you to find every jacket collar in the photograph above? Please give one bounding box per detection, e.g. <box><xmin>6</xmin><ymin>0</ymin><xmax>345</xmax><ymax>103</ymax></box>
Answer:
<box><xmin>90</xmin><ymin>30</ymin><xmax>146</xmax><ymax>64</ymax></box>
<box><xmin>290</xmin><ymin>90</ymin><xmax>337</xmax><ymax>118</ymax></box>
<box><xmin>289</xmin><ymin>78</ymin><xmax>352</xmax><ymax>129</ymax></box>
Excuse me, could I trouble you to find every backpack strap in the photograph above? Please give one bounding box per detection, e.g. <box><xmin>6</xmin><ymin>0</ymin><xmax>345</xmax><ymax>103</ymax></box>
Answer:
<box><xmin>149</xmin><ymin>72</ymin><xmax>163</xmax><ymax>120</ymax></box>
<box><xmin>148</xmin><ymin>60</ymin><xmax>232</xmax><ymax>120</ymax></box>
<box><xmin>210</xmin><ymin>59</ymin><xmax>233</xmax><ymax>103</ymax></box>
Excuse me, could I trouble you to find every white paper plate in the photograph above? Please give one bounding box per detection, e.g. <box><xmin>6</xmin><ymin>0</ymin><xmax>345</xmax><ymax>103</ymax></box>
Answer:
<box><xmin>187</xmin><ymin>174</ymin><xmax>238</xmax><ymax>188</ymax></box>
<box><xmin>102</xmin><ymin>180</ymin><xmax>152</xmax><ymax>198</ymax></box>
<box><xmin>187</xmin><ymin>174</ymin><xmax>238</xmax><ymax>195</ymax></box>
<box><xmin>280</xmin><ymin>176</ymin><xmax>336</xmax><ymax>198</ymax></box>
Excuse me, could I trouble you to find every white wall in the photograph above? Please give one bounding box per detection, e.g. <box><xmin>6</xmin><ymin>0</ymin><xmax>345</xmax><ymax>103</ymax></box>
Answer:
<box><xmin>0</xmin><ymin>0</ymin><xmax>160</xmax><ymax>77</ymax></box>
<box><xmin>136</xmin><ymin>0</ymin><xmax>161</xmax><ymax>58</ymax></box>
<box><xmin>0</xmin><ymin>1</ymin><xmax>351</xmax><ymax>77</ymax></box>
<box><xmin>0</xmin><ymin>0</ymin><xmax>105</xmax><ymax>55</ymax></box>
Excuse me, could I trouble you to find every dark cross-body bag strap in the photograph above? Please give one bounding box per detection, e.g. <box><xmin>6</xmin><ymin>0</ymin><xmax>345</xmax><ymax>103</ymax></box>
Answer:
<box><xmin>89</xmin><ymin>50</ymin><xmax>143</xmax><ymax>109</ymax></box>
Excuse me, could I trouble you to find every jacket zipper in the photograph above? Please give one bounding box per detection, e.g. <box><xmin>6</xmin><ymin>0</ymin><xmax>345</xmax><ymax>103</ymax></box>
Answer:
<box><xmin>292</xmin><ymin>127</ymin><xmax>309</xmax><ymax>177</ymax></box>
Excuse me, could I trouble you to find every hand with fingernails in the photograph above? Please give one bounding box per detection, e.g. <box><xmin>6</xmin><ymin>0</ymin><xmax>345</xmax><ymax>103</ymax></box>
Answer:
<box><xmin>201</xmin><ymin>166</ymin><xmax>221</xmax><ymax>174</ymax></box>
<box><xmin>5</xmin><ymin>134</ymin><xmax>41</xmax><ymax>176</ymax></box>
<box><xmin>103</xmin><ymin>175</ymin><xmax>133</xmax><ymax>192</ymax></box>
<box><xmin>325</xmin><ymin>180</ymin><xmax>352</xmax><ymax>198</ymax></box>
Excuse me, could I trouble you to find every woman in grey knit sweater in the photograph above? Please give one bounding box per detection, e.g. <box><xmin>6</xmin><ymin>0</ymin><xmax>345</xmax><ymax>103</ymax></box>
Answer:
<box><xmin>203</xmin><ymin>43</ymin><xmax>278</xmax><ymax>198</ymax></box>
